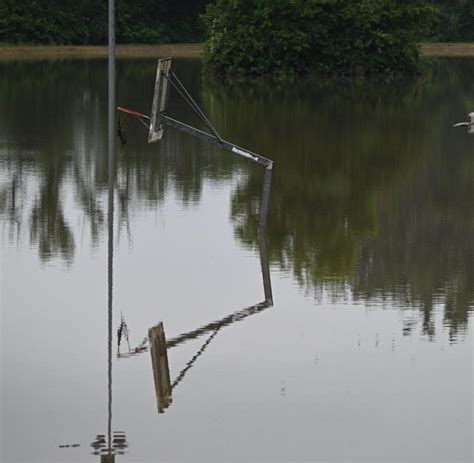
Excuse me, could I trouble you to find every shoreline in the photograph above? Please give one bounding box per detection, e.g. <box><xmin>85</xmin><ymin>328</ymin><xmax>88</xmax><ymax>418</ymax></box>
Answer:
<box><xmin>0</xmin><ymin>42</ymin><xmax>473</xmax><ymax>60</ymax></box>
<box><xmin>0</xmin><ymin>43</ymin><xmax>204</xmax><ymax>60</ymax></box>
<box><xmin>420</xmin><ymin>42</ymin><xmax>474</xmax><ymax>57</ymax></box>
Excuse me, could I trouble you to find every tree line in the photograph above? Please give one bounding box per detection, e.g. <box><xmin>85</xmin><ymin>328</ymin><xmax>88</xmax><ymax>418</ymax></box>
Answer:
<box><xmin>0</xmin><ymin>0</ymin><xmax>209</xmax><ymax>44</ymax></box>
<box><xmin>429</xmin><ymin>0</ymin><xmax>474</xmax><ymax>41</ymax></box>
<box><xmin>0</xmin><ymin>0</ymin><xmax>473</xmax><ymax>45</ymax></box>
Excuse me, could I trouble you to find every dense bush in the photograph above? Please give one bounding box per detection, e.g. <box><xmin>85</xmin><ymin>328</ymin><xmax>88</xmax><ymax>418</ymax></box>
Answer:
<box><xmin>202</xmin><ymin>0</ymin><xmax>438</xmax><ymax>79</ymax></box>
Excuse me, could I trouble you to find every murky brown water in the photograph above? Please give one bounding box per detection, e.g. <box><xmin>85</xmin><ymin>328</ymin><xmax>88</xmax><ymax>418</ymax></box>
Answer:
<box><xmin>1</xmin><ymin>58</ymin><xmax>473</xmax><ymax>462</ymax></box>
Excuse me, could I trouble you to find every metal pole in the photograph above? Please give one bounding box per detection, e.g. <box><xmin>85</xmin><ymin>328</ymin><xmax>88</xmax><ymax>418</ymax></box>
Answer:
<box><xmin>160</xmin><ymin>115</ymin><xmax>273</xmax><ymax>168</ymax></box>
<box><xmin>108</xmin><ymin>0</ymin><xmax>116</xmax><ymax>136</ymax></box>
<box><xmin>107</xmin><ymin>0</ymin><xmax>115</xmax><ymax>456</ymax></box>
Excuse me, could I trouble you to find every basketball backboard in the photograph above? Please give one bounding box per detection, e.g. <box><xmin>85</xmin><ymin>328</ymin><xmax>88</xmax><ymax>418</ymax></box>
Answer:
<box><xmin>148</xmin><ymin>58</ymin><xmax>172</xmax><ymax>143</ymax></box>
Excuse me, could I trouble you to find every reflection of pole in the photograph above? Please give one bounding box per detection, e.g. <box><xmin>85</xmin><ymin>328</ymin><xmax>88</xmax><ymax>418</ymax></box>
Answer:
<box><xmin>258</xmin><ymin>165</ymin><xmax>272</xmax><ymax>239</ymax></box>
<box><xmin>259</xmin><ymin>237</ymin><xmax>272</xmax><ymax>306</ymax></box>
<box><xmin>107</xmin><ymin>0</ymin><xmax>115</xmax><ymax>460</ymax></box>
<box><xmin>146</xmin><ymin>166</ymin><xmax>274</xmax><ymax>413</ymax></box>
<box><xmin>258</xmin><ymin>165</ymin><xmax>273</xmax><ymax>305</ymax></box>
<box><xmin>165</xmin><ymin>300</ymin><xmax>271</xmax><ymax>350</ymax></box>
<box><xmin>132</xmin><ymin>160</ymin><xmax>274</xmax><ymax>415</ymax></box>
<box><xmin>92</xmin><ymin>3</ymin><xmax>127</xmax><ymax>460</ymax></box>
<box><xmin>143</xmin><ymin>166</ymin><xmax>274</xmax><ymax>354</ymax></box>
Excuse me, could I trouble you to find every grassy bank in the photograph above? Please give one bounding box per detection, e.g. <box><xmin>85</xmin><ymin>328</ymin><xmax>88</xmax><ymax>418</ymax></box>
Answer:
<box><xmin>0</xmin><ymin>42</ymin><xmax>473</xmax><ymax>61</ymax></box>
<box><xmin>420</xmin><ymin>42</ymin><xmax>474</xmax><ymax>56</ymax></box>
<box><xmin>0</xmin><ymin>43</ymin><xmax>204</xmax><ymax>60</ymax></box>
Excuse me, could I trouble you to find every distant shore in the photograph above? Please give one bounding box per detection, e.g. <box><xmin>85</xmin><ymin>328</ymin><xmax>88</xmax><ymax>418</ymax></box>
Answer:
<box><xmin>420</xmin><ymin>42</ymin><xmax>474</xmax><ymax>57</ymax></box>
<box><xmin>0</xmin><ymin>42</ymin><xmax>473</xmax><ymax>60</ymax></box>
<box><xmin>0</xmin><ymin>43</ymin><xmax>204</xmax><ymax>60</ymax></box>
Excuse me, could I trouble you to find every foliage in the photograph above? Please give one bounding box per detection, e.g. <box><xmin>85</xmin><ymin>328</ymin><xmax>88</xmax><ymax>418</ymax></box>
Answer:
<box><xmin>202</xmin><ymin>0</ymin><xmax>438</xmax><ymax>78</ymax></box>
<box><xmin>0</xmin><ymin>0</ymin><xmax>209</xmax><ymax>44</ymax></box>
<box><xmin>200</xmin><ymin>59</ymin><xmax>474</xmax><ymax>336</ymax></box>
<box><xmin>0</xmin><ymin>0</ymin><xmax>8</xmax><ymax>38</ymax></box>
<box><xmin>427</xmin><ymin>0</ymin><xmax>474</xmax><ymax>41</ymax></box>
<box><xmin>1</xmin><ymin>58</ymin><xmax>472</xmax><ymax>337</ymax></box>
<box><xmin>1</xmin><ymin>0</ymin><xmax>472</xmax><ymax>48</ymax></box>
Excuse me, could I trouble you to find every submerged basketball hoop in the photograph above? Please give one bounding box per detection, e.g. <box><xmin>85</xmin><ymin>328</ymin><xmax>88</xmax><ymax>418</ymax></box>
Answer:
<box><xmin>117</xmin><ymin>58</ymin><xmax>274</xmax><ymax>169</ymax></box>
<box><xmin>148</xmin><ymin>57</ymin><xmax>172</xmax><ymax>142</ymax></box>
<box><xmin>453</xmin><ymin>112</ymin><xmax>474</xmax><ymax>134</ymax></box>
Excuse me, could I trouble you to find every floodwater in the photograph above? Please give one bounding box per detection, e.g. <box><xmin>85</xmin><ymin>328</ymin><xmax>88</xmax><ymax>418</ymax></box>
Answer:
<box><xmin>1</xmin><ymin>57</ymin><xmax>473</xmax><ymax>463</ymax></box>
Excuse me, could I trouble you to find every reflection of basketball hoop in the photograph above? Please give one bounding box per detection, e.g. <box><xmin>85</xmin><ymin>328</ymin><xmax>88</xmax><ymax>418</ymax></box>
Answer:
<box><xmin>117</xmin><ymin>58</ymin><xmax>274</xmax><ymax>169</ymax></box>
<box><xmin>116</xmin><ymin>209</ymin><xmax>274</xmax><ymax>415</ymax></box>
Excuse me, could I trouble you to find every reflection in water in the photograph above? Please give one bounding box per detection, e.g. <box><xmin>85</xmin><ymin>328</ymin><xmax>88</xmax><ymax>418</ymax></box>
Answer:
<box><xmin>89</xmin><ymin>19</ymin><xmax>129</xmax><ymax>462</ymax></box>
<box><xmin>1</xmin><ymin>58</ymin><xmax>472</xmax><ymax>463</ymax></box>
<box><xmin>118</xmin><ymin>170</ymin><xmax>273</xmax><ymax>414</ymax></box>
<box><xmin>91</xmin><ymin>432</ymin><xmax>128</xmax><ymax>459</ymax></box>
<box><xmin>222</xmin><ymin>61</ymin><xmax>474</xmax><ymax>340</ymax></box>
<box><xmin>149</xmin><ymin>323</ymin><xmax>173</xmax><ymax>413</ymax></box>
<box><xmin>0</xmin><ymin>59</ymin><xmax>473</xmax><ymax>341</ymax></box>
<box><xmin>147</xmin><ymin>237</ymin><xmax>273</xmax><ymax>413</ymax></box>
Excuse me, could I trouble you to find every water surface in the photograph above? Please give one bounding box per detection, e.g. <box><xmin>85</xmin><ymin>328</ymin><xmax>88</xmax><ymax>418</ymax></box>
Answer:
<box><xmin>1</xmin><ymin>58</ymin><xmax>473</xmax><ymax>462</ymax></box>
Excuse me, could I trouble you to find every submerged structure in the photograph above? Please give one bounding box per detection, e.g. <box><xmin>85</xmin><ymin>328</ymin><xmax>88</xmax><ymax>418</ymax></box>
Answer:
<box><xmin>115</xmin><ymin>57</ymin><xmax>275</xmax><ymax>416</ymax></box>
<box><xmin>118</xmin><ymin>58</ymin><xmax>274</xmax><ymax>169</ymax></box>
<box><xmin>453</xmin><ymin>112</ymin><xmax>474</xmax><ymax>134</ymax></box>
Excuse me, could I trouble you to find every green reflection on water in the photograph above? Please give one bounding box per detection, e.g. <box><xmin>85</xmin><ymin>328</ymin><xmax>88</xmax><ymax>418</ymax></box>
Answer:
<box><xmin>207</xmin><ymin>59</ymin><xmax>474</xmax><ymax>339</ymax></box>
<box><xmin>0</xmin><ymin>58</ymin><xmax>473</xmax><ymax>338</ymax></box>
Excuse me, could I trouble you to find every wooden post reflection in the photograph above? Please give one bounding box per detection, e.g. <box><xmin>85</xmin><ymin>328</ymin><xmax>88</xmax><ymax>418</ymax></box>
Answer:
<box><xmin>149</xmin><ymin>322</ymin><xmax>172</xmax><ymax>413</ymax></box>
<box><xmin>145</xmin><ymin>163</ymin><xmax>273</xmax><ymax>414</ymax></box>
<box><xmin>101</xmin><ymin>455</ymin><xmax>115</xmax><ymax>463</ymax></box>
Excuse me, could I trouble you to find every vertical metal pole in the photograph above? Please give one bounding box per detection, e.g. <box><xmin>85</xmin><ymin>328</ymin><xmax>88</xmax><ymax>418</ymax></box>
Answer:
<box><xmin>108</xmin><ymin>0</ymin><xmax>116</xmax><ymax>144</ymax></box>
<box><xmin>107</xmin><ymin>0</ymin><xmax>115</xmax><ymax>456</ymax></box>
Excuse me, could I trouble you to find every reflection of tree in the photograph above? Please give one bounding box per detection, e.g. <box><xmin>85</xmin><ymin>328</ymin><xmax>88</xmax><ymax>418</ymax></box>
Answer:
<box><xmin>0</xmin><ymin>168</ymin><xmax>23</xmax><ymax>242</ymax></box>
<box><xmin>30</xmin><ymin>151</ymin><xmax>75</xmax><ymax>263</ymax></box>
<box><xmin>1</xmin><ymin>58</ymin><xmax>473</xmax><ymax>337</ymax></box>
<box><xmin>0</xmin><ymin>59</ymin><xmax>239</xmax><ymax>262</ymax></box>
<box><xmin>353</xmin><ymin>122</ymin><xmax>474</xmax><ymax>340</ymax></box>
<box><xmin>208</xmin><ymin>76</ymin><xmax>434</xmax><ymax>284</ymax></box>
<box><xmin>204</xmin><ymin>60</ymin><xmax>474</xmax><ymax>337</ymax></box>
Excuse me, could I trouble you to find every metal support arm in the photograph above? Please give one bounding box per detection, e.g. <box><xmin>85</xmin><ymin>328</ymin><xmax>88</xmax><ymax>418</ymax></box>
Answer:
<box><xmin>160</xmin><ymin>115</ymin><xmax>273</xmax><ymax>169</ymax></box>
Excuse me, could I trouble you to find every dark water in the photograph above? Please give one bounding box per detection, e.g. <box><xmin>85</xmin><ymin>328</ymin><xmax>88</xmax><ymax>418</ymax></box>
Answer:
<box><xmin>1</xmin><ymin>58</ymin><xmax>473</xmax><ymax>462</ymax></box>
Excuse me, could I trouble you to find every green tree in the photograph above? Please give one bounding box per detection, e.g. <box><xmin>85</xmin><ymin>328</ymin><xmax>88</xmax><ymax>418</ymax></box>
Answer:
<box><xmin>202</xmin><ymin>0</ymin><xmax>437</xmax><ymax>79</ymax></box>
<box><xmin>458</xmin><ymin>0</ymin><xmax>474</xmax><ymax>40</ymax></box>
<box><xmin>427</xmin><ymin>0</ymin><xmax>474</xmax><ymax>41</ymax></box>
<box><xmin>2</xmin><ymin>0</ymin><xmax>210</xmax><ymax>44</ymax></box>
<box><xmin>0</xmin><ymin>0</ymin><xmax>8</xmax><ymax>41</ymax></box>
